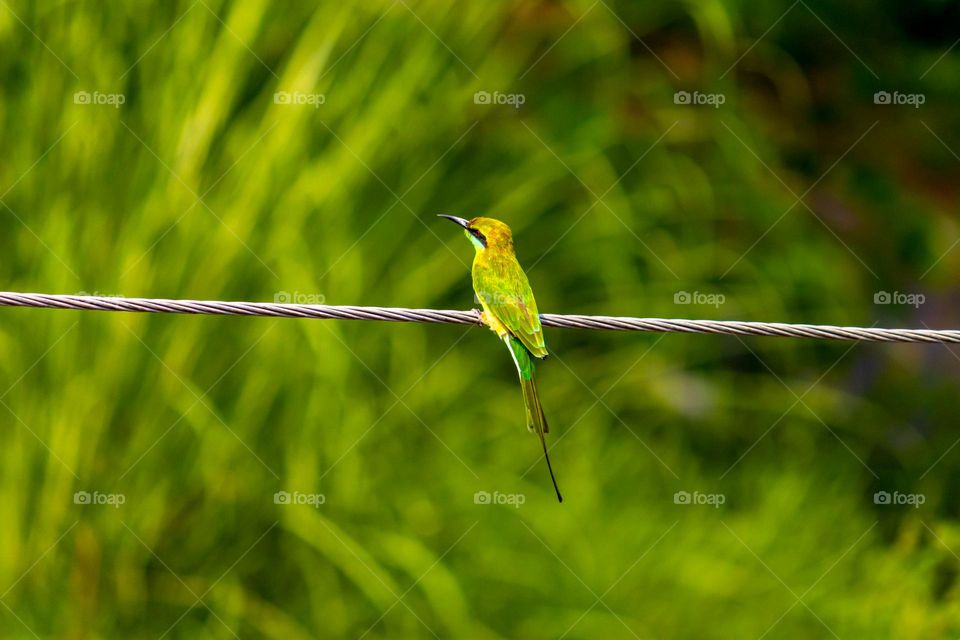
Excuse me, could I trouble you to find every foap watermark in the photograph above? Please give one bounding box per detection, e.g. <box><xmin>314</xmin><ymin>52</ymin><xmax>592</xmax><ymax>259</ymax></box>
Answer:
<box><xmin>874</xmin><ymin>91</ymin><xmax>925</xmax><ymax>108</ymax></box>
<box><xmin>274</xmin><ymin>291</ymin><xmax>326</xmax><ymax>304</ymax></box>
<box><xmin>873</xmin><ymin>490</ymin><xmax>925</xmax><ymax>508</ymax></box>
<box><xmin>674</xmin><ymin>90</ymin><xmax>725</xmax><ymax>108</ymax></box>
<box><xmin>76</xmin><ymin>290</ymin><xmax>126</xmax><ymax>298</ymax></box>
<box><xmin>674</xmin><ymin>290</ymin><xmax>725</xmax><ymax>308</ymax></box>
<box><xmin>474</xmin><ymin>292</ymin><xmax>525</xmax><ymax>306</ymax></box>
<box><xmin>74</xmin><ymin>490</ymin><xmax>126</xmax><ymax>508</ymax></box>
<box><xmin>874</xmin><ymin>291</ymin><xmax>925</xmax><ymax>308</ymax></box>
<box><xmin>274</xmin><ymin>490</ymin><xmax>326</xmax><ymax>508</ymax></box>
<box><xmin>274</xmin><ymin>91</ymin><xmax>326</xmax><ymax>108</ymax></box>
<box><xmin>473</xmin><ymin>90</ymin><xmax>525</xmax><ymax>109</ymax></box>
<box><xmin>473</xmin><ymin>490</ymin><xmax>525</xmax><ymax>508</ymax></box>
<box><xmin>674</xmin><ymin>490</ymin><xmax>725</xmax><ymax>508</ymax></box>
<box><xmin>74</xmin><ymin>91</ymin><xmax>125</xmax><ymax>108</ymax></box>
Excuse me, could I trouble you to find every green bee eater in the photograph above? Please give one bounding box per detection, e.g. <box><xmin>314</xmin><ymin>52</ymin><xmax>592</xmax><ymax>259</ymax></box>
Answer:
<box><xmin>439</xmin><ymin>215</ymin><xmax>562</xmax><ymax>502</ymax></box>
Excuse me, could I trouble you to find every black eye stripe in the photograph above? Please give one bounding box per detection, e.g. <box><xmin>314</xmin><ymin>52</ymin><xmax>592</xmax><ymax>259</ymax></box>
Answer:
<box><xmin>468</xmin><ymin>228</ymin><xmax>487</xmax><ymax>246</ymax></box>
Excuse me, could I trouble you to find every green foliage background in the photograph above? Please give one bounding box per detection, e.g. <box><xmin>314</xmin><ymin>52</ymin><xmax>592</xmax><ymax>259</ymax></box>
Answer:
<box><xmin>1</xmin><ymin>0</ymin><xmax>960</xmax><ymax>637</ymax></box>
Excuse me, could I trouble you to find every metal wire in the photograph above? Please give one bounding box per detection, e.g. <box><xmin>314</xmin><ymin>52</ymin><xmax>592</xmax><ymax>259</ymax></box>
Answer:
<box><xmin>0</xmin><ymin>291</ymin><xmax>956</xmax><ymax>343</ymax></box>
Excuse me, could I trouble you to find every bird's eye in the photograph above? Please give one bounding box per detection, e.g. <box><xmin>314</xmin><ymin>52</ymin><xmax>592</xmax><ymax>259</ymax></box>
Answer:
<box><xmin>468</xmin><ymin>228</ymin><xmax>487</xmax><ymax>247</ymax></box>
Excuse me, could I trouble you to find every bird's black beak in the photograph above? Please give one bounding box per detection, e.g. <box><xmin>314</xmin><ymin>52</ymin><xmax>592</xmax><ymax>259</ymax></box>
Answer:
<box><xmin>437</xmin><ymin>214</ymin><xmax>470</xmax><ymax>229</ymax></box>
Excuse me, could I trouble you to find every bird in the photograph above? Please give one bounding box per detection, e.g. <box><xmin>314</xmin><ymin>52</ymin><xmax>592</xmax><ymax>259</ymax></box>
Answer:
<box><xmin>439</xmin><ymin>215</ymin><xmax>562</xmax><ymax>502</ymax></box>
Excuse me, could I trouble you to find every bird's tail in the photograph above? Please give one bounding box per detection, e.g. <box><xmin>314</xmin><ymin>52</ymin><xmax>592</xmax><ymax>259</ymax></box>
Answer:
<box><xmin>505</xmin><ymin>336</ymin><xmax>563</xmax><ymax>503</ymax></box>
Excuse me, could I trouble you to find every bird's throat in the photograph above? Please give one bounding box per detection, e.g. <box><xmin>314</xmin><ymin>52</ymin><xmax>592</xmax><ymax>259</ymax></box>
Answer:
<box><xmin>466</xmin><ymin>231</ymin><xmax>486</xmax><ymax>251</ymax></box>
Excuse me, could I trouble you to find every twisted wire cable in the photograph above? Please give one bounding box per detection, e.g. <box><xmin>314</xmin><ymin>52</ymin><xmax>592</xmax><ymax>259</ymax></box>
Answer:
<box><xmin>0</xmin><ymin>291</ymin><xmax>956</xmax><ymax>343</ymax></box>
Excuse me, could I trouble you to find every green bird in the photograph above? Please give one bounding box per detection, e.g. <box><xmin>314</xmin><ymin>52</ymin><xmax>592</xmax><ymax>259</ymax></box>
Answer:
<box><xmin>439</xmin><ymin>215</ymin><xmax>562</xmax><ymax>502</ymax></box>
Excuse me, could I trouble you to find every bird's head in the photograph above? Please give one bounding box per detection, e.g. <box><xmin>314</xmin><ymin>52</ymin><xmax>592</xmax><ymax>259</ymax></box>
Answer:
<box><xmin>438</xmin><ymin>215</ymin><xmax>513</xmax><ymax>252</ymax></box>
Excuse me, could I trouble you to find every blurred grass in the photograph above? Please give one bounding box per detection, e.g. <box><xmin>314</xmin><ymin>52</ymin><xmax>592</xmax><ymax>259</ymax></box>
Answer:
<box><xmin>2</xmin><ymin>0</ymin><xmax>960</xmax><ymax>637</ymax></box>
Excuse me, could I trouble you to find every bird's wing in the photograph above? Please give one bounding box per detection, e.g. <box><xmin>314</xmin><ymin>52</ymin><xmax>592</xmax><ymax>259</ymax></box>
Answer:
<box><xmin>482</xmin><ymin>259</ymin><xmax>548</xmax><ymax>358</ymax></box>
